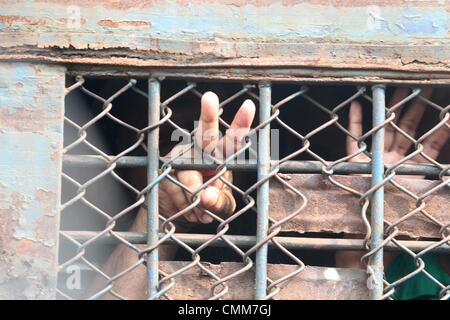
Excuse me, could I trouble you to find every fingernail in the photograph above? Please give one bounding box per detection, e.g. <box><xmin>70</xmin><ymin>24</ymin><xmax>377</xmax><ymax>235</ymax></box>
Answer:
<box><xmin>201</xmin><ymin>214</ymin><xmax>213</xmax><ymax>224</ymax></box>
<box><xmin>200</xmin><ymin>187</ymin><xmax>219</xmax><ymax>208</ymax></box>
<box><xmin>186</xmin><ymin>213</ymin><xmax>197</xmax><ymax>223</ymax></box>
<box><xmin>202</xmin><ymin>92</ymin><xmax>219</xmax><ymax>109</ymax></box>
<box><xmin>243</xmin><ymin>99</ymin><xmax>255</xmax><ymax>107</ymax></box>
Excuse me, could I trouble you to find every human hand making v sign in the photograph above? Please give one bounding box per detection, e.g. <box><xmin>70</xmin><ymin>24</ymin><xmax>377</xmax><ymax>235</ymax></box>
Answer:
<box><xmin>346</xmin><ymin>87</ymin><xmax>448</xmax><ymax>173</ymax></box>
<box><xmin>158</xmin><ymin>92</ymin><xmax>256</xmax><ymax>225</ymax></box>
<box><xmin>131</xmin><ymin>92</ymin><xmax>256</xmax><ymax>233</ymax></box>
<box><xmin>337</xmin><ymin>87</ymin><xmax>449</xmax><ymax>269</ymax></box>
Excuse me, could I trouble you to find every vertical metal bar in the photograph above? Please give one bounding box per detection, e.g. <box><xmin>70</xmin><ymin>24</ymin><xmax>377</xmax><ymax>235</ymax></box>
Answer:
<box><xmin>255</xmin><ymin>81</ymin><xmax>271</xmax><ymax>299</ymax></box>
<box><xmin>147</xmin><ymin>78</ymin><xmax>160</xmax><ymax>299</ymax></box>
<box><xmin>370</xmin><ymin>84</ymin><xmax>386</xmax><ymax>299</ymax></box>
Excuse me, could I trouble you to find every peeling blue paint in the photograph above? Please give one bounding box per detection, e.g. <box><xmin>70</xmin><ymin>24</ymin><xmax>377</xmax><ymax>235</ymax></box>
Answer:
<box><xmin>0</xmin><ymin>62</ymin><xmax>65</xmax><ymax>299</ymax></box>
<box><xmin>0</xmin><ymin>63</ymin><xmax>38</xmax><ymax>112</ymax></box>
<box><xmin>0</xmin><ymin>1</ymin><xmax>448</xmax><ymax>48</ymax></box>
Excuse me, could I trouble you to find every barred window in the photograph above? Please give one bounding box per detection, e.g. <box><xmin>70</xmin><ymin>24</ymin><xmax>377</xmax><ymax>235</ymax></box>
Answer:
<box><xmin>57</xmin><ymin>76</ymin><xmax>449</xmax><ymax>300</ymax></box>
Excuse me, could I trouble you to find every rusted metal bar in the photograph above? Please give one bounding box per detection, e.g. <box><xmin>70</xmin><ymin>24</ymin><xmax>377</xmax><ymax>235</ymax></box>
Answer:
<box><xmin>63</xmin><ymin>155</ymin><xmax>449</xmax><ymax>176</ymax></box>
<box><xmin>369</xmin><ymin>84</ymin><xmax>386</xmax><ymax>300</ymax></box>
<box><xmin>63</xmin><ymin>231</ymin><xmax>450</xmax><ymax>253</ymax></box>
<box><xmin>2</xmin><ymin>1</ymin><xmax>450</xmax><ymax>77</ymax></box>
<box><xmin>255</xmin><ymin>81</ymin><xmax>271</xmax><ymax>299</ymax></box>
<box><xmin>65</xmin><ymin>67</ymin><xmax>450</xmax><ymax>85</ymax></box>
<box><xmin>147</xmin><ymin>78</ymin><xmax>160</xmax><ymax>299</ymax></box>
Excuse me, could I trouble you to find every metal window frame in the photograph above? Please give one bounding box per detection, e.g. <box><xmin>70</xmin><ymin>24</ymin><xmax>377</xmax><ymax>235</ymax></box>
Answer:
<box><xmin>2</xmin><ymin>0</ymin><xmax>450</xmax><ymax>301</ymax></box>
<box><xmin>59</xmin><ymin>71</ymin><xmax>449</xmax><ymax>300</ymax></box>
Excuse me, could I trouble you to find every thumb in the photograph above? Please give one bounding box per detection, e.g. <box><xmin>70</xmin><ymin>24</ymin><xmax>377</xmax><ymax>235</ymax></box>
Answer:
<box><xmin>200</xmin><ymin>186</ymin><xmax>236</xmax><ymax>217</ymax></box>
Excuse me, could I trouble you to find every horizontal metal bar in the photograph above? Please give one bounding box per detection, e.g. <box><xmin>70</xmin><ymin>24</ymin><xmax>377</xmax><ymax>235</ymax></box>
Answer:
<box><xmin>63</xmin><ymin>155</ymin><xmax>449</xmax><ymax>176</ymax></box>
<box><xmin>63</xmin><ymin>231</ymin><xmax>450</xmax><ymax>253</ymax></box>
<box><xmin>65</xmin><ymin>68</ymin><xmax>450</xmax><ymax>86</ymax></box>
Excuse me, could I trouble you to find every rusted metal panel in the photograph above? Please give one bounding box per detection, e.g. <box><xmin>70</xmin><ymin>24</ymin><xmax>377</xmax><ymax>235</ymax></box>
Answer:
<box><xmin>0</xmin><ymin>1</ymin><xmax>449</xmax><ymax>75</ymax></box>
<box><xmin>65</xmin><ymin>65</ymin><xmax>450</xmax><ymax>85</ymax></box>
<box><xmin>270</xmin><ymin>174</ymin><xmax>449</xmax><ymax>239</ymax></box>
<box><xmin>0</xmin><ymin>62</ymin><xmax>65</xmax><ymax>299</ymax></box>
<box><xmin>160</xmin><ymin>261</ymin><xmax>369</xmax><ymax>300</ymax></box>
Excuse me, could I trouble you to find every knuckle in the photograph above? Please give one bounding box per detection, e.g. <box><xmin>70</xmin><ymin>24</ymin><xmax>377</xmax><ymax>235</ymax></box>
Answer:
<box><xmin>401</xmin><ymin>118</ymin><xmax>418</xmax><ymax>134</ymax></box>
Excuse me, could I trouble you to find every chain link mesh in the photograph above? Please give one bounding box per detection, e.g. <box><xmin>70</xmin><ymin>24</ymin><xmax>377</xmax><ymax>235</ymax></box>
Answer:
<box><xmin>57</xmin><ymin>77</ymin><xmax>449</xmax><ymax>300</ymax></box>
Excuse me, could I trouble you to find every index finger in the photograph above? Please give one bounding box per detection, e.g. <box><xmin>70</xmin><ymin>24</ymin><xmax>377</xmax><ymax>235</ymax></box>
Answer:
<box><xmin>390</xmin><ymin>87</ymin><xmax>432</xmax><ymax>155</ymax></box>
<box><xmin>347</xmin><ymin>100</ymin><xmax>363</xmax><ymax>155</ymax></box>
<box><xmin>195</xmin><ymin>91</ymin><xmax>220</xmax><ymax>153</ymax></box>
<box><xmin>385</xmin><ymin>87</ymin><xmax>411</xmax><ymax>150</ymax></box>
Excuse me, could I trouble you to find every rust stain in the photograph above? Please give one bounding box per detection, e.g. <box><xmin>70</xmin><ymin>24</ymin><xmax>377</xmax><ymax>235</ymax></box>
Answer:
<box><xmin>283</xmin><ymin>0</ymin><xmax>438</xmax><ymax>7</ymax></box>
<box><xmin>35</xmin><ymin>0</ymin><xmax>443</xmax><ymax>9</ymax></box>
<box><xmin>50</xmin><ymin>150</ymin><xmax>60</xmax><ymax>161</ymax></box>
<box><xmin>16</xmin><ymin>239</ymin><xmax>34</xmax><ymax>255</ymax></box>
<box><xmin>0</xmin><ymin>15</ymin><xmax>47</xmax><ymax>26</ymax></box>
<box><xmin>0</xmin><ymin>64</ymin><xmax>63</xmax><ymax>299</ymax></box>
<box><xmin>97</xmin><ymin>20</ymin><xmax>151</xmax><ymax>28</ymax></box>
<box><xmin>56</xmin><ymin>18</ymin><xmax>87</xmax><ymax>25</ymax></box>
<box><xmin>35</xmin><ymin>0</ymin><xmax>162</xmax><ymax>10</ymax></box>
<box><xmin>34</xmin><ymin>215</ymin><xmax>57</xmax><ymax>252</ymax></box>
<box><xmin>10</xmin><ymin>192</ymin><xmax>28</xmax><ymax>210</ymax></box>
<box><xmin>35</xmin><ymin>189</ymin><xmax>57</xmax><ymax>217</ymax></box>
<box><xmin>270</xmin><ymin>174</ymin><xmax>449</xmax><ymax>239</ymax></box>
<box><xmin>0</xmin><ymin>191</ymin><xmax>27</xmax><ymax>250</ymax></box>
<box><xmin>0</xmin><ymin>189</ymin><xmax>56</xmax><ymax>262</ymax></box>
<box><xmin>160</xmin><ymin>261</ymin><xmax>369</xmax><ymax>300</ymax></box>
<box><xmin>0</xmin><ymin>108</ymin><xmax>60</xmax><ymax>132</ymax></box>
<box><xmin>0</xmin><ymin>15</ymin><xmax>86</xmax><ymax>27</ymax></box>
<box><xmin>1</xmin><ymin>52</ymin><xmax>449</xmax><ymax>75</ymax></box>
<box><xmin>0</xmin><ymin>204</ymin><xmax>20</xmax><ymax>250</ymax></box>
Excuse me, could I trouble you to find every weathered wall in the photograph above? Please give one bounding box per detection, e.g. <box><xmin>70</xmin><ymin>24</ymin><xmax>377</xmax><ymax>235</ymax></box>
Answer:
<box><xmin>0</xmin><ymin>0</ymin><xmax>449</xmax><ymax>77</ymax></box>
<box><xmin>0</xmin><ymin>63</ymin><xmax>65</xmax><ymax>299</ymax></box>
<box><xmin>0</xmin><ymin>0</ymin><xmax>448</xmax><ymax>300</ymax></box>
